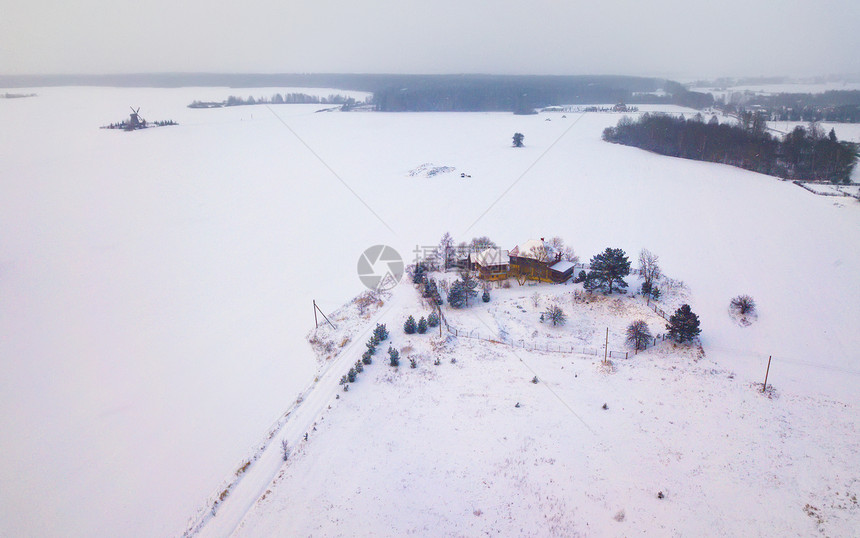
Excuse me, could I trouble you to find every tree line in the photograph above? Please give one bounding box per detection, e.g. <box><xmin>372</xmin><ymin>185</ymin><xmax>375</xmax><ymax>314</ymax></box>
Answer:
<box><xmin>188</xmin><ymin>93</ymin><xmax>359</xmax><ymax>108</ymax></box>
<box><xmin>603</xmin><ymin>113</ymin><xmax>858</xmax><ymax>184</ymax></box>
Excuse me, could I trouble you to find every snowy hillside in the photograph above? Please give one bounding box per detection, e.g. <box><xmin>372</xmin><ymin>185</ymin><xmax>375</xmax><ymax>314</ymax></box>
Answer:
<box><xmin>1</xmin><ymin>87</ymin><xmax>858</xmax><ymax>537</ymax></box>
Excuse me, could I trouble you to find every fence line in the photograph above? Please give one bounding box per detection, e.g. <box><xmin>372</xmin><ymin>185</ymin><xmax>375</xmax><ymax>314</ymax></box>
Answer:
<box><xmin>445</xmin><ymin>323</ymin><xmax>632</xmax><ymax>359</ymax></box>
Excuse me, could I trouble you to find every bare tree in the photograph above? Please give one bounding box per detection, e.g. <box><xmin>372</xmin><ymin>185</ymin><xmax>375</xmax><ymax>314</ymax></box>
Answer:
<box><xmin>626</xmin><ymin>320</ymin><xmax>652</xmax><ymax>351</ymax></box>
<box><xmin>531</xmin><ymin>292</ymin><xmax>541</xmax><ymax>307</ymax></box>
<box><xmin>730</xmin><ymin>295</ymin><xmax>756</xmax><ymax>315</ymax></box>
<box><xmin>638</xmin><ymin>249</ymin><xmax>661</xmax><ymax>292</ymax></box>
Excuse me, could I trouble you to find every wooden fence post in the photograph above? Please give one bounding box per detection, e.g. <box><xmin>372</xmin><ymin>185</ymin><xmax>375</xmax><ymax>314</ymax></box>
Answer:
<box><xmin>762</xmin><ymin>356</ymin><xmax>772</xmax><ymax>393</ymax></box>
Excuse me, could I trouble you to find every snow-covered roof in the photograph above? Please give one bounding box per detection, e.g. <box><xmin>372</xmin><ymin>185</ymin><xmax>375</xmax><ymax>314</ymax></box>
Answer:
<box><xmin>473</xmin><ymin>248</ymin><xmax>509</xmax><ymax>267</ymax></box>
<box><xmin>550</xmin><ymin>260</ymin><xmax>575</xmax><ymax>273</ymax></box>
<box><xmin>512</xmin><ymin>239</ymin><xmax>545</xmax><ymax>260</ymax></box>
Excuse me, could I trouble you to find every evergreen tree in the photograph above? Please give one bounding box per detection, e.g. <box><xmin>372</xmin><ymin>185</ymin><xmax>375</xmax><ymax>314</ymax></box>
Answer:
<box><xmin>388</xmin><ymin>346</ymin><xmax>400</xmax><ymax>367</ymax></box>
<box><xmin>373</xmin><ymin>323</ymin><xmax>389</xmax><ymax>341</ymax></box>
<box><xmin>482</xmin><ymin>290</ymin><xmax>491</xmax><ymax>303</ymax></box>
<box><xmin>666</xmin><ymin>304</ymin><xmax>701</xmax><ymax>343</ymax></box>
<box><xmin>584</xmin><ymin>248</ymin><xmax>631</xmax><ymax>294</ymax></box>
<box><xmin>427</xmin><ymin>312</ymin><xmax>440</xmax><ymax>327</ymax></box>
<box><xmin>513</xmin><ymin>132</ymin><xmax>525</xmax><ymax>147</ymax></box>
<box><xmin>347</xmin><ymin>367</ymin><xmax>357</xmax><ymax>383</ymax></box>
<box><xmin>417</xmin><ymin>316</ymin><xmax>428</xmax><ymax>334</ymax></box>
<box><xmin>447</xmin><ymin>274</ymin><xmax>479</xmax><ymax>308</ymax></box>
<box><xmin>404</xmin><ymin>315</ymin><xmax>417</xmax><ymax>334</ymax></box>
<box><xmin>362</xmin><ymin>350</ymin><xmax>373</xmax><ymax>365</ymax></box>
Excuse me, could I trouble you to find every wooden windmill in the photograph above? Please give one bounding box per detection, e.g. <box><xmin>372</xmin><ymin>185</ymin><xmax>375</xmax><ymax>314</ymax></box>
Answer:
<box><xmin>128</xmin><ymin>107</ymin><xmax>146</xmax><ymax>130</ymax></box>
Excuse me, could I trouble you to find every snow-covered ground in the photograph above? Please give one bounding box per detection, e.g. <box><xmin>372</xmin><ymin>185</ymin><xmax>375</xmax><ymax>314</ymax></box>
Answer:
<box><xmin>1</xmin><ymin>87</ymin><xmax>859</xmax><ymax>537</ymax></box>
<box><xmin>235</xmin><ymin>280</ymin><xmax>860</xmax><ymax>537</ymax></box>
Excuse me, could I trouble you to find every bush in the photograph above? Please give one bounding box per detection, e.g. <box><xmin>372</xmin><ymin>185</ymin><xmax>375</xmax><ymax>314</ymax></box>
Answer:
<box><xmin>543</xmin><ymin>305</ymin><xmax>567</xmax><ymax>326</ymax></box>
<box><xmin>410</xmin><ymin>358</ymin><xmax>417</xmax><ymax>368</ymax></box>
<box><xmin>427</xmin><ymin>312</ymin><xmax>440</xmax><ymax>327</ymax></box>
<box><xmin>347</xmin><ymin>367</ymin><xmax>357</xmax><ymax>382</ymax></box>
<box><xmin>417</xmin><ymin>316</ymin><xmax>428</xmax><ymax>334</ymax></box>
<box><xmin>404</xmin><ymin>315</ymin><xmax>417</xmax><ymax>334</ymax></box>
<box><xmin>354</xmin><ymin>360</ymin><xmax>363</xmax><ymax>373</ymax></box>
<box><xmin>482</xmin><ymin>290</ymin><xmax>490</xmax><ymax>303</ymax></box>
<box><xmin>388</xmin><ymin>346</ymin><xmax>400</xmax><ymax>367</ymax></box>
<box><xmin>730</xmin><ymin>295</ymin><xmax>756</xmax><ymax>315</ymax></box>
<box><xmin>574</xmin><ymin>270</ymin><xmax>587</xmax><ymax>283</ymax></box>
<box><xmin>362</xmin><ymin>350</ymin><xmax>373</xmax><ymax>365</ymax></box>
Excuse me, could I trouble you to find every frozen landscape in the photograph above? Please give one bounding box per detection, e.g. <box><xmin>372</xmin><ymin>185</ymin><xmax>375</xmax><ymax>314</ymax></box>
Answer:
<box><xmin>1</xmin><ymin>86</ymin><xmax>859</xmax><ymax>537</ymax></box>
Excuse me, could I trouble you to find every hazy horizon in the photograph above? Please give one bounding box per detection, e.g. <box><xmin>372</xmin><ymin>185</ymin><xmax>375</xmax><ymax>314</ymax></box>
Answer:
<box><xmin>2</xmin><ymin>0</ymin><xmax>858</xmax><ymax>80</ymax></box>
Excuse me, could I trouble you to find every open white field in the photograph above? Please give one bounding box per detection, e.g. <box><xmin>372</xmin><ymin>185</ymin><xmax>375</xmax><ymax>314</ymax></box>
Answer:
<box><xmin>1</xmin><ymin>87</ymin><xmax>859</xmax><ymax>536</ymax></box>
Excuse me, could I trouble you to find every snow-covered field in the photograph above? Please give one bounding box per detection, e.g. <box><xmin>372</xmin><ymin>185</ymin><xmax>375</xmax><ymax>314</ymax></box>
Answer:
<box><xmin>1</xmin><ymin>87</ymin><xmax>859</xmax><ymax>537</ymax></box>
<box><xmin>236</xmin><ymin>281</ymin><xmax>860</xmax><ymax>537</ymax></box>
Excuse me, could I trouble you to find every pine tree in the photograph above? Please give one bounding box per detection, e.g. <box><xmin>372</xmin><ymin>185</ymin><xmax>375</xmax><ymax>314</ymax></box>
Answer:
<box><xmin>448</xmin><ymin>274</ymin><xmax>479</xmax><ymax>308</ymax></box>
<box><xmin>417</xmin><ymin>316</ymin><xmax>428</xmax><ymax>334</ymax></box>
<box><xmin>427</xmin><ymin>312</ymin><xmax>440</xmax><ymax>327</ymax></box>
<box><xmin>388</xmin><ymin>346</ymin><xmax>400</xmax><ymax>367</ymax></box>
<box><xmin>482</xmin><ymin>290</ymin><xmax>490</xmax><ymax>303</ymax></box>
<box><xmin>373</xmin><ymin>323</ymin><xmax>389</xmax><ymax>341</ymax></box>
<box><xmin>513</xmin><ymin>132</ymin><xmax>525</xmax><ymax>147</ymax></box>
<box><xmin>347</xmin><ymin>367</ymin><xmax>357</xmax><ymax>382</ymax></box>
<box><xmin>585</xmin><ymin>248</ymin><xmax>631</xmax><ymax>294</ymax></box>
<box><xmin>404</xmin><ymin>315</ymin><xmax>417</xmax><ymax>334</ymax></box>
<box><xmin>666</xmin><ymin>304</ymin><xmax>701</xmax><ymax>343</ymax></box>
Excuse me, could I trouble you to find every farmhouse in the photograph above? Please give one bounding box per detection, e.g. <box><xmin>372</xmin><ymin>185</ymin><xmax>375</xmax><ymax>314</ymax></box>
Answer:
<box><xmin>507</xmin><ymin>238</ymin><xmax>574</xmax><ymax>284</ymax></box>
<box><xmin>469</xmin><ymin>248</ymin><xmax>510</xmax><ymax>281</ymax></box>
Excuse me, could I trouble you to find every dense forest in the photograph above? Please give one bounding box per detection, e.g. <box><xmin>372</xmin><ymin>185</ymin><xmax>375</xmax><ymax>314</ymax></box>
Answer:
<box><xmin>725</xmin><ymin>91</ymin><xmax>860</xmax><ymax>123</ymax></box>
<box><xmin>371</xmin><ymin>76</ymin><xmax>713</xmax><ymax>112</ymax></box>
<box><xmin>602</xmin><ymin>113</ymin><xmax>858</xmax><ymax>184</ymax></box>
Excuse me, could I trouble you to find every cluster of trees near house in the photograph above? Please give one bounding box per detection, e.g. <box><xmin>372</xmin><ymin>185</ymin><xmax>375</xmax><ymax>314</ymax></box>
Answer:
<box><xmin>188</xmin><ymin>93</ymin><xmax>360</xmax><ymax>109</ymax></box>
<box><xmin>603</xmin><ymin>113</ymin><xmax>858</xmax><ymax>184</ymax></box>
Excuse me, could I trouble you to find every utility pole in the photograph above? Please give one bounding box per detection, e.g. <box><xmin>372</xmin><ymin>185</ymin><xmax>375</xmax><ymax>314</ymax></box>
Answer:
<box><xmin>762</xmin><ymin>355</ymin><xmax>772</xmax><ymax>393</ymax></box>
<box><xmin>313</xmin><ymin>300</ymin><xmax>319</xmax><ymax>329</ymax></box>
<box><xmin>603</xmin><ymin>327</ymin><xmax>609</xmax><ymax>364</ymax></box>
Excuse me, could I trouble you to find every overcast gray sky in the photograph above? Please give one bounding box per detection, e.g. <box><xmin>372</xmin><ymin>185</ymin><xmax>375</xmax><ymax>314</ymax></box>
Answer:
<box><xmin>1</xmin><ymin>0</ymin><xmax>857</xmax><ymax>78</ymax></box>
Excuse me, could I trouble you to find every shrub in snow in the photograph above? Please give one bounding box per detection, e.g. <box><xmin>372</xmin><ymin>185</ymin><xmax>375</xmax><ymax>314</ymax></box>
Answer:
<box><xmin>427</xmin><ymin>312</ymin><xmax>440</xmax><ymax>327</ymax></box>
<box><xmin>574</xmin><ymin>270</ymin><xmax>587</xmax><ymax>283</ymax></box>
<box><xmin>373</xmin><ymin>323</ymin><xmax>389</xmax><ymax>341</ymax></box>
<box><xmin>354</xmin><ymin>360</ymin><xmax>363</xmax><ymax>373</ymax></box>
<box><xmin>388</xmin><ymin>346</ymin><xmax>400</xmax><ymax>367</ymax></box>
<box><xmin>666</xmin><ymin>304</ymin><xmax>701</xmax><ymax>343</ymax></box>
<box><xmin>730</xmin><ymin>295</ymin><xmax>756</xmax><ymax>316</ymax></box>
<box><xmin>340</xmin><ymin>375</ymin><xmax>348</xmax><ymax>385</ymax></box>
<box><xmin>417</xmin><ymin>316</ymin><xmax>428</xmax><ymax>334</ymax></box>
<box><xmin>410</xmin><ymin>357</ymin><xmax>417</xmax><ymax>368</ymax></box>
<box><xmin>404</xmin><ymin>315</ymin><xmax>417</xmax><ymax>334</ymax></box>
<box><xmin>281</xmin><ymin>439</ymin><xmax>290</xmax><ymax>461</ymax></box>
<box><xmin>434</xmin><ymin>358</ymin><xmax>441</xmax><ymax>366</ymax></box>
<box><xmin>531</xmin><ymin>376</ymin><xmax>539</xmax><ymax>384</ymax></box>
<box><xmin>366</xmin><ymin>340</ymin><xmax>377</xmax><ymax>354</ymax></box>
<box><xmin>512</xmin><ymin>132</ymin><xmax>524</xmax><ymax>147</ymax></box>
<box><xmin>343</xmin><ymin>384</ymin><xmax>349</xmax><ymax>392</ymax></box>
<box><xmin>584</xmin><ymin>248</ymin><xmax>631</xmax><ymax>294</ymax></box>
<box><xmin>362</xmin><ymin>350</ymin><xmax>373</xmax><ymax>365</ymax></box>
<box><xmin>626</xmin><ymin>320</ymin><xmax>652</xmax><ymax>351</ymax></box>
<box><xmin>531</xmin><ymin>292</ymin><xmax>541</xmax><ymax>307</ymax></box>
<box><xmin>347</xmin><ymin>367</ymin><xmax>357</xmax><ymax>383</ymax></box>
<box><xmin>650</xmin><ymin>286</ymin><xmax>661</xmax><ymax>301</ymax></box>
<box><xmin>543</xmin><ymin>305</ymin><xmax>566</xmax><ymax>326</ymax></box>
<box><xmin>482</xmin><ymin>290</ymin><xmax>490</xmax><ymax>303</ymax></box>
